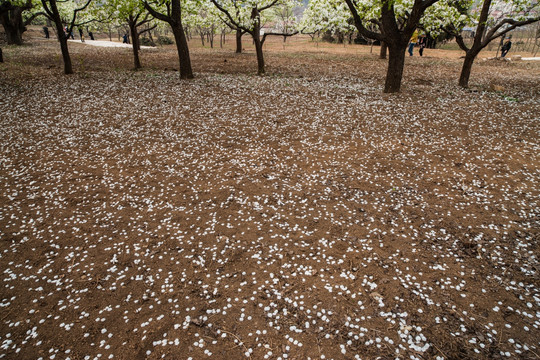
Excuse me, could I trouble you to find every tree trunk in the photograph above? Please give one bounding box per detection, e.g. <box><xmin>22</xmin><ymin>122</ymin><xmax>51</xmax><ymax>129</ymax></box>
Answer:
<box><xmin>253</xmin><ymin>33</ymin><xmax>264</xmax><ymax>75</ymax></box>
<box><xmin>171</xmin><ymin>22</ymin><xmax>194</xmax><ymax>79</ymax></box>
<box><xmin>45</xmin><ymin>0</ymin><xmax>73</xmax><ymax>74</ymax></box>
<box><xmin>495</xmin><ymin>36</ymin><xmax>504</xmax><ymax>58</ymax></box>
<box><xmin>129</xmin><ymin>22</ymin><xmax>141</xmax><ymax>70</ymax></box>
<box><xmin>4</xmin><ymin>25</ymin><xmax>23</xmax><ymax>44</ymax></box>
<box><xmin>337</xmin><ymin>32</ymin><xmax>344</xmax><ymax>44</ymax></box>
<box><xmin>148</xmin><ymin>28</ymin><xmax>155</xmax><ymax>45</ymax></box>
<box><xmin>0</xmin><ymin>7</ymin><xmax>25</xmax><ymax>45</ymax></box>
<box><xmin>235</xmin><ymin>29</ymin><xmax>242</xmax><ymax>53</ymax></box>
<box><xmin>379</xmin><ymin>41</ymin><xmax>387</xmax><ymax>59</ymax></box>
<box><xmin>51</xmin><ymin>28</ymin><xmax>72</xmax><ymax>74</ymax></box>
<box><xmin>0</xmin><ymin>48</ymin><xmax>3</xmax><ymax>62</ymax></box>
<box><xmin>459</xmin><ymin>51</ymin><xmax>477</xmax><ymax>88</ymax></box>
<box><xmin>384</xmin><ymin>44</ymin><xmax>406</xmax><ymax>93</ymax></box>
<box><xmin>58</xmin><ymin>30</ymin><xmax>73</xmax><ymax>74</ymax></box>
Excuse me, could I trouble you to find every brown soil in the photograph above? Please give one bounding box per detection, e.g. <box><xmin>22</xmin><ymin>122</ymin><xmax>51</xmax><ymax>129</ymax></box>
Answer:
<box><xmin>0</xmin><ymin>29</ymin><xmax>539</xmax><ymax>360</ymax></box>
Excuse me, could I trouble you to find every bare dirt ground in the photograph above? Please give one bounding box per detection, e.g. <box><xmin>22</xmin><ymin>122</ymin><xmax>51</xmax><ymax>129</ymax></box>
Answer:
<box><xmin>0</xmin><ymin>29</ymin><xmax>539</xmax><ymax>360</ymax></box>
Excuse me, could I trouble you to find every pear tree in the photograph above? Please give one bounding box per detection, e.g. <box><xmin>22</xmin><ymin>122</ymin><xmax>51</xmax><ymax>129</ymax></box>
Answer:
<box><xmin>210</xmin><ymin>0</ymin><xmax>299</xmax><ymax>75</ymax></box>
<box><xmin>105</xmin><ymin>0</ymin><xmax>156</xmax><ymax>69</ymax></box>
<box><xmin>40</xmin><ymin>0</ymin><xmax>92</xmax><ymax>74</ymax></box>
<box><xmin>424</xmin><ymin>0</ymin><xmax>540</xmax><ymax>87</ymax></box>
<box><xmin>344</xmin><ymin>0</ymin><xmax>440</xmax><ymax>93</ymax></box>
<box><xmin>144</xmin><ymin>0</ymin><xmax>194</xmax><ymax>79</ymax></box>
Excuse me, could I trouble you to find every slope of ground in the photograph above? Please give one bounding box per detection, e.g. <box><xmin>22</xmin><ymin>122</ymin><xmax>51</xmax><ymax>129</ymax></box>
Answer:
<box><xmin>0</xmin><ymin>33</ymin><xmax>539</xmax><ymax>360</ymax></box>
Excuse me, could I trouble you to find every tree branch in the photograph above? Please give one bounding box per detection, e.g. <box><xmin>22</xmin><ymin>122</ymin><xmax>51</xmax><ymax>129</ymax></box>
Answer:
<box><xmin>484</xmin><ymin>17</ymin><xmax>540</xmax><ymax>46</ymax></box>
<box><xmin>259</xmin><ymin>0</ymin><xmax>279</xmax><ymax>12</ymax></box>
<box><xmin>135</xmin><ymin>12</ymin><xmax>152</xmax><ymax>28</ymax></box>
<box><xmin>138</xmin><ymin>23</ymin><xmax>156</xmax><ymax>36</ymax></box>
<box><xmin>210</xmin><ymin>0</ymin><xmax>251</xmax><ymax>34</ymax></box>
<box><xmin>404</xmin><ymin>0</ymin><xmax>440</xmax><ymax>36</ymax></box>
<box><xmin>39</xmin><ymin>0</ymin><xmax>53</xmax><ymax>19</ymax></box>
<box><xmin>143</xmin><ymin>1</ymin><xmax>170</xmax><ymax>23</ymax></box>
<box><xmin>455</xmin><ymin>32</ymin><xmax>469</xmax><ymax>52</ymax></box>
<box><xmin>344</xmin><ymin>0</ymin><xmax>383</xmax><ymax>41</ymax></box>
<box><xmin>67</xmin><ymin>0</ymin><xmax>92</xmax><ymax>32</ymax></box>
<box><xmin>260</xmin><ymin>30</ymin><xmax>298</xmax><ymax>45</ymax></box>
<box><xmin>24</xmin><ymin>11</ymin><xmax>47</xmax><ymax>26</ymax></box>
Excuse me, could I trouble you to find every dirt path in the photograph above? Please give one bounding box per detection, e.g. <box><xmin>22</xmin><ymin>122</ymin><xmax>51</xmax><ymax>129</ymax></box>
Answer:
<box><xmin>69</xmin><ymin>39</ymin><xmax>157</xmax><ymax>49</ymax></box>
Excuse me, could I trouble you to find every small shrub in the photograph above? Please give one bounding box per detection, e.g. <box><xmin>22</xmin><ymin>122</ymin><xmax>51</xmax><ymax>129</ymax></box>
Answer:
<box><xmin>158</xmin><ymin>36</ymin><xmax>174</xmax><ymax>45</ymax></box>
<box><xmin>140</xmin><ymin>37</ymin><xmax>155</xmax><ymax>47</ymax></box>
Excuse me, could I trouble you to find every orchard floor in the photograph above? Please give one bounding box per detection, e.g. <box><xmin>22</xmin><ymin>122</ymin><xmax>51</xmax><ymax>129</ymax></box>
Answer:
<box><xmin>0</xmin><ymin>31</ymin><xmax>540</xmax><ymax>360</ymax></box>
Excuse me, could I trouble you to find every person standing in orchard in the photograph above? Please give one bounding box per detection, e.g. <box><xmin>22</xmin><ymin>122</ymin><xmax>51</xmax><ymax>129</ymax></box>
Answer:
<box><xmin>408</xmin><ymin>29</ymin><xmax>419</xmax><ymax>56</ymax></box>
<box><xmin>418</xmin><ymin>33</ymin><xmax>427</xmax><ymax>56</ymax></box>
<box><xmin>501</xmin><ymin>38</ymin><xmax>512</xmax><ymax>57</ymax></box>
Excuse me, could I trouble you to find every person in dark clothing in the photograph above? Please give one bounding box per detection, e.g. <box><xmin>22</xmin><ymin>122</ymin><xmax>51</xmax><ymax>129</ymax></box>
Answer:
<box><xmin>65</xmin><ymin>26</ymin><xmax>74</xmax><ymax>40</ymax></box>
<box><xmin>88</xmin><ymin>31</ymin><xmax>95</xmax><ymax>40</ymax></box>
<box><xmin>43</xmin><ymin>26</ymin><xmax>49</xmax><ymax>39</ymax></box>
<box><xmin>501</xmin><ymin>38</ymin><xmax>512</xmax><ymax>57</ymax></box>
<box><xmin>123</xmin><ymin>34</ymin><xmax>129</xmax><ymax>44</ymax></box>
<box><xmin>418</xmin><ymin>34</ymin><xmax>427</xmax><ymax>57</ymax></box>
<box><xmin>78</xmin><ymin>28</ymin><xmax>84</xmax><ymax>42</ymax></box>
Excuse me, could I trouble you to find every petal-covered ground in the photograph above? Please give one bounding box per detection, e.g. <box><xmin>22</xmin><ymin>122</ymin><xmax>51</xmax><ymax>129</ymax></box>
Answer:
<box><xmin>0</xmin><ymin>34</ymin><xmax>539</xmax><ymax>360</ymax></box>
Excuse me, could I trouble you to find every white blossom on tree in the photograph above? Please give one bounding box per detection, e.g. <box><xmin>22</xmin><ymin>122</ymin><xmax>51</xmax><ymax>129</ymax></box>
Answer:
<box><xmin>300</xmin><ymin>0</ymin><xmax>354</xmax><ymax>40</ymax></box>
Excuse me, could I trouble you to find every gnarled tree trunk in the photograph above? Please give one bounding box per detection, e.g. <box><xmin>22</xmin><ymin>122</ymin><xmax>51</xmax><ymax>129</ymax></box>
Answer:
<box><xmin>0</xmin><ymin>6</ymin><xmax>25</xmax><ymax>45</ymax></box>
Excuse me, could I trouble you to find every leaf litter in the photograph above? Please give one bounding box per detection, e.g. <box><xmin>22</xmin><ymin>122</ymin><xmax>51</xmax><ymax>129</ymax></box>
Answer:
<box><xmin>0</xmin><ymin>37</ymin><xmax>539</xmax><ymax>359</ymax></box>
